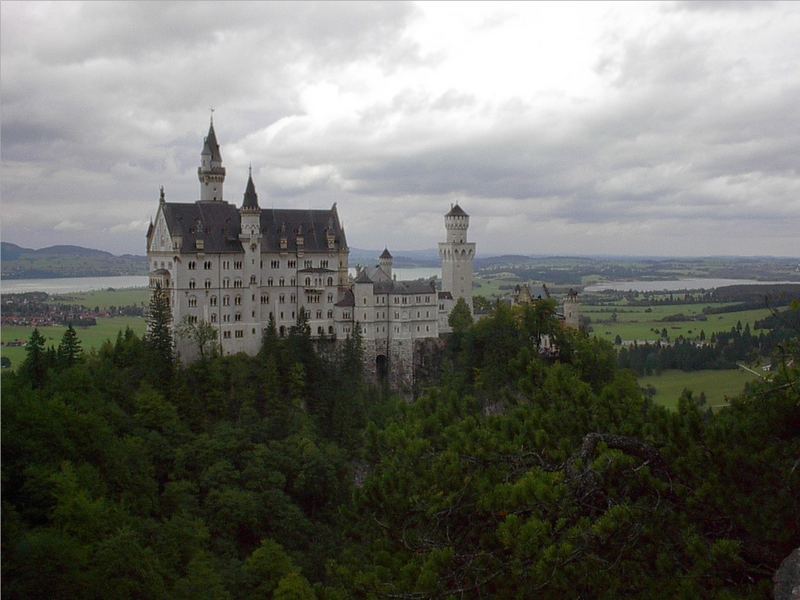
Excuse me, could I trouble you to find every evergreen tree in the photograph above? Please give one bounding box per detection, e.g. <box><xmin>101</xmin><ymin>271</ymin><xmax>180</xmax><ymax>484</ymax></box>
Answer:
<box><xmin>145</xmin><ymin>285</ymin><xmax>174</xmax><ymax>385</ymax></box>
<box><xmin>57</xmin><ymin>324</ymin><xmax>82</xmax><ymax>367</ymax></box>
<box><xmin>21</xmin><ymin>328</ymin><xmax>47</xmax><ymax>387</ymax></box>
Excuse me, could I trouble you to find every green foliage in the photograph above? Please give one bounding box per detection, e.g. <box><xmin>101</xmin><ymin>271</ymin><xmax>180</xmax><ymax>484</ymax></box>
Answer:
<box><xmin>448</xmin><ymin>297</ymin><xmax>473</xmax><ymax>333</ymax></box>
<box><xmin>144</xmin><ymin>285</ymin><xmax>174</xmax><ymax>386</ymax></box>
<box><xmin>57</xmin><ymin>324</ymin><xmax>83</xmax><ymax>367</ymax></box>
<box><xmin>2</xmin><ymin>298</ymin><xmax>797</xmax><ymax>598</ymax></box>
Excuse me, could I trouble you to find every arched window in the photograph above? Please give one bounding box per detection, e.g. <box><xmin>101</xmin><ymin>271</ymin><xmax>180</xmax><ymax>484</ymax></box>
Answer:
<box><xmin>305</xmin><ymin>277</ymin><xmax>311</xmax><ymax>286</ymax></box>
<box><xmin>279</xmin><ymin>277</ymin><xmax>285</xmax><ymax>286</ymax></box>
<box><xmin>204</xmin><ymin>279</ymin><xmax>211</xmax><ymax>289</ymax></box>
<box><xmin>328</xmin><ymin>326</ymin><xmax>334</xmax><ymax>335</ymax></box>
<box><xmin>267</xmin><ymin>277</ymin><xmax>273</xmax><ymax>286</ymax></box>
<box><xmin>188</xmin><ymin>295</ymin><xmax>197</xmax><ymax>307</ymax></box>
<box><xmin>210</xmin><ymin>295</ymin><xmax>217</xmax><ymax>306</ymax></box>
<box><xmin>250</xmin><ymin>275</ymin><xmax>256</xmax><ymax>284</ymax></box>
<box><xmin>327</xmin><ymin>277</ymin><xmax>333</xmax><ymax>286</ymax></box>
<box><xmin>188</xmin><ymin>279</ymin><xmax>196</xmax><ymax>289</ymax></box>
<box><xmin>235</xmin><ymin>295</ymin><xmax>242</xmax><ymax>306</ymax></box>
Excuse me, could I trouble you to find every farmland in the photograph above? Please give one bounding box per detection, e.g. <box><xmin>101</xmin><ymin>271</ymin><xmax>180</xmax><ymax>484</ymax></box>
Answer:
<box><xmin>639</xmin><ymin>368</ymin><xmax>759</xmax><ymax>410</ymax></box>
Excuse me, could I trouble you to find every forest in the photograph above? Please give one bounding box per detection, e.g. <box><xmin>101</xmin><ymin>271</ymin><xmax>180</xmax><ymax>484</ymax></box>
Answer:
<box><xmin>2</xmin><ymin>290</ymin><xmax>798</xmax><ymax>599</ymax></box>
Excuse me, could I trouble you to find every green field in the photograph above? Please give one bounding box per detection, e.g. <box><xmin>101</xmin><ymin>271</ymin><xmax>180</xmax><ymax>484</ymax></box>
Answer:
<box><xmin>1</xmin><ymin>316</ymin><xmax>146</xmax><ymax>371</ymax></box>
<box><xmin>639</xmin><ymin>368</ymin><xmax>758</xmax><ymax>410</ymax></box>
<box><xmin>473</xmin><ymin>273</ymin><xmax>521</xmax><ymax>298</ymax></box>
<box><xmin>583</xmin><ymin>303</ymin><xmax>773</xmax><ymax>343</ymax></box>
<box><xmin>51</xmin><ymin>287</ymin><xmax>150</xmax><ymax>309</ymax></box>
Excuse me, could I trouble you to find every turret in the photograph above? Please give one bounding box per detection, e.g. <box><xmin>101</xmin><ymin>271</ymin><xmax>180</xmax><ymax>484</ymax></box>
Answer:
<box><xmin>439</xmin><ymin>202</ymin><xmax>475</xmax><ymax>312</ymax></box>
<box><xmin>444</xmin><ymin>203</ymin><xmax>469</xmax><ymax>243</ymax></box>
<box><xmin>240</xmin><ymin>167</ymin><xmax>261</xmax><ymax>240</ymax></box>
<box><xmin>198</xmin><ymin>119</ymin><xmax>226</xmax><ymax>202</ymax></box>
<box><xmin>379</xmin><ymin>247</ymin><xmax>393</xmax><ymax>279</ymax></box>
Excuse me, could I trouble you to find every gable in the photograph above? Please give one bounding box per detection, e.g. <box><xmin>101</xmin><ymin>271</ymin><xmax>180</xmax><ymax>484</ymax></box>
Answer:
<box><xmin>149</xmin><ymin>210</ymin><xmax>173</xmax><ymax>252</ymax></box>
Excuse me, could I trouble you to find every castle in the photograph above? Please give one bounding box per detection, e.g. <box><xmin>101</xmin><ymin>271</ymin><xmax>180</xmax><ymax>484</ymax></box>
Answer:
<box><xmin>146</xmin><ymin>121</ymin><xmax>475</xmax><ymax>388</ymax></box>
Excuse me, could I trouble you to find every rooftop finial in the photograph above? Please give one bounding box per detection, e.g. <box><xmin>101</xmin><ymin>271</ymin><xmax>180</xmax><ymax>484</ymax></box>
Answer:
<box><xmin>210</xmin><ymin>106</ymin><xmax>215</xmax><ymax>125</ymax></box>
<box><xmin>159</xmin><ymin>185</ymin><xmax>165</xmax><ymax>203</ymax></box>
<box><xmin>249</xmin><ymin>162</ymin><xmax>252</xmax><ymax>177</ymax></box>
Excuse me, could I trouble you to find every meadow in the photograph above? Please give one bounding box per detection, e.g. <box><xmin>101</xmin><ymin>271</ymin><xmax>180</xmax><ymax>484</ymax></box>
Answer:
<box><xmin>51</xmin><ymin>287</ymin><xmax>150</xmax><ymax>309</ymax></box>
<box><xmin>583</xmin><ymin>303</ymin><xmax>773</xmax><ymax>343</ymax></box>
<box><xmin>639</xmin><ymin>368</ymin><xmax>758</xmax><ymax>410</ymax></box>
<box><xmin>1</xmin><ymin>316</ymin><xmax>145</xmax><ymax>370</ymax></box>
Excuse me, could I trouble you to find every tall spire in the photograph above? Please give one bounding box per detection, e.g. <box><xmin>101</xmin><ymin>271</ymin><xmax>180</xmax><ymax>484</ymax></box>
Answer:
<box><xmin>242</xmin><ymin>167</ymin><xmax>259</xmax><ymax>210</ymax></box>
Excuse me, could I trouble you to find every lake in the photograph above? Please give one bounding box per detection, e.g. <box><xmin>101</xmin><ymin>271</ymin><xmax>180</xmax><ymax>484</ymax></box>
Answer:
<box><xmin>0</xmin><ymin>268</ymin><xmax>443</xmax><ymax>295</ymax></box>
<box><xmin>584</xmin><ymin>278</ymin><xmax>800</xmax><ymax>292</ymax></box>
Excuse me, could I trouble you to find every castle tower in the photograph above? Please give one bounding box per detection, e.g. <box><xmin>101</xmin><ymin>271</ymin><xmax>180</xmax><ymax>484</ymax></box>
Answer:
<box><xmin>239</xmin><ymin>168</ymin><xmax>262</xmax><ymax>353</ymax></box>
<box><xmin>563</xmin><ymin>289</ymin><xmax>580</xmax><ymax>330</ymax></box>
<box><xmin>379</xmin><ymin>247</ymin><xmax>393</xmax><ymax>279</ymax></box>
<box><xmin>198</xmin><ymin>119</ymin><xmax>226</xmax><ymax>202</ymax></box>
<box><xmin>438</xmin><ymin>203</ymin><xmax>475</xmax><ymax>312</ymax></box>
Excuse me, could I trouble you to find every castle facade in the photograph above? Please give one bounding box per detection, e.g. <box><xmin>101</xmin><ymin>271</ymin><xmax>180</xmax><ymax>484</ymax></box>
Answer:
<box><xmin>146</xmin><ymin>121</ymin><xmax>474</xmax><ymax>387</ymax></box>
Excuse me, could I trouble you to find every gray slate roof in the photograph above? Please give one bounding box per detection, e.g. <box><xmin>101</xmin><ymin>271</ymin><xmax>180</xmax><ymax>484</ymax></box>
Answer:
<box><xmin>335</xmin><ymin>289</ymin><xmax>355</xmax><ymax>307</ymax></box>
<box><xmin>242</xmin><ymin>173</ymin><xmax>259</xmax><ymax>209</ymax></box>
<box><xmin>373</xmin><ymin>279</ymin><xmax>437</xmax><ymax>295</ymax></box>
<box><xmin>379</xmin><ymin>247</ymin><xmax>392</xmax><ymax>259</ymax></box>
<box><xmin>202</xmin><ymin>122</ymin><xmax>223</xmax><ymax>163</ymax></box>
<box><xmin>446</xmin><ymin>203</ymin><xmax>468</xmax><ymax>217</ymax></box>
<box><xmin>160</xmin><ymin>201</ymin><xmax>347</xmax><ymax>254</ymax></box>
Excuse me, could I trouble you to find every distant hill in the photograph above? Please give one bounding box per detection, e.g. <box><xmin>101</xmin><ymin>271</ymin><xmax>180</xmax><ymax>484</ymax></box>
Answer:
<box><xmin>1</xmin><ymin>242</ymin><xmax>147</xmax><ymax>280</ymax></box>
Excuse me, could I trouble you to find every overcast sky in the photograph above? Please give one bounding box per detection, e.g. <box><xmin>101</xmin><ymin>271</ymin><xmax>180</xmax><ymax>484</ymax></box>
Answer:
<box><xmin>2</xmin><ymin>1</ymin><xmax>799</xmax><ymax>257</ymax></box>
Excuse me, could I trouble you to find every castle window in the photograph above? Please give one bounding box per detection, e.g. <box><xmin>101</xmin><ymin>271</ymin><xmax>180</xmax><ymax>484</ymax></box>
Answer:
<box><xmin>417</xmin><ymin>311</ymin><xmax>420</xmax><ymax>318</ymax></box>
<box><xmin>204</xmin><ymin>279</ymin><xmax>211</xmax><ymax>289</ymax></box>
<box><xmin>235</xmin><ymin>295</ymin><xmax>241</xmax><ymax>305</ymax></box>
<box><xmin>260</xmin><ymin>295</ymin><xmax>268</xmax><ymax>304</ymax></box>
<box><xmin>235</xmin><ymin>313</ymin><xmax>241</xmax><ymax>322</ymax></box>
<box><xmin>188</xmin><ymin>261</ymin><xmax>196</xmax><ymax>270</ymax></box>
<box><xmin>321</xmin><ymin>260</ymin><xmax>329</xmax><ymax>268</ymax></box>
<box><xmin>394</xmin><ymin>297</ymin><xmax>398</xmax><ymax>304</ymax></box>
<box><xmin>234</xmin><ymin>261</ymin><xmax>242</xmax><ymax>269</ymax></box>
<box><xmin>267</xmin><ymin>278</ymin><xmax>273</xmax><ymax>286</ymax></box>
<box><xmin>363</xmin><ymin>298</ymin><xmax>367</xmax><ymax>305</ymax></box>
<box><xmin>271</xmin><ymin>260</ymin><xmax>280</xmax><ymax>269</ymax></box>
<box><xmin>327</xmin><ymin>293</ymin><xmax>333</xmax><ymax>303</ymax></box>
<box><xmin>188</xmin><ymin>315</ymin><xmax>198</xmax><ymax>324</ymax></box>
<box><xmin>204</xmin><ymin>261</ymin><xmax>212</xmax><ymax>270</ymax></box>
<box><xmin>210</xmin><ymin>313</ymin><xmax>217</xmax><ymax>323</ymax></box>
<box><xmin>426</xmin><ymin>296</ymin><xmax>430</xmax><ymax>303</ymax></box>
<box><xmin>223</xmin><ymin>260</ymin><xmax>230</xmax><ymax>269</ymax></box>
<box><xmin>234</xmin><ymin>279</ymin><xmax>242</xmax><ymax>288</ymax></box>
<box><xmin>223</xmin><ymin>331</ymin><xmax>231</xmax><ymax>339</ymax></box>
<box><xmin>317</xmin><ymin>326</ymin><xmax>323</xmax><ymax>335</ymax></box>
<box><xmin>288</xmin><ymin>260</ymin><xmax>296</xmax><ymax>268</ymax></box>
<box><xmin>402</xmin><ymin>297</ymin><xmax>407</xmax><ymax>304</ymax></box>
<box><xmin>250</xmin><ymin>275</ymin><xmax>256</xmax><ymax>284</ymax></box>
<box><xmin>210</xmin><ymin>295</ymin><xmax>217</xmax><ymax>306</ymax></box>
<box><xmin>223</xmin><ymin>314</ymin><xmax>230</xmax><ymax>322</ymax></box>
<box><xmin>260</xmin><ymin>260</ymin><xmax>263</xmax><ymax>268</ymax></box>
<box><xmin>316</xmin><ymin>310</ymin><xmax>322</xmax><ymax>319</ymax></box>
<box><xmin>189</xmin><ymin>279</ymin><xmax>196</xmax><ymax>289</ymax></box>
<box><xmin>304</xmin><ymin>260</ymin><xmax>313</xmax><ymax>269</ymax></box>
<box><xmin>305</xmin><ymin>277</ymin><xmax>311</xmax><ymax>286</ymax></box>
<box><xmin>279</xmin><ymin>326</ymin><xmax>286</xmax><ymax>337</ymax></box>
<box><xmin>223</xmin><ymin>295</ymin><xmax>230</xmax><ymax>306</ymax></box>
<box><xmin>291</xmin><ymin>311</ymin><xmax>295</xmax><ymax>319</ymax></box>
<box><xmin>188</xmin><ymin>295</ymin><xmax>197</xmax><ymax>307</ymax></box>
<box><xmin>279</xmin><ymin>294</ymin><xmax>285</xmax><ymax>303</ymax></box>
<box><xmin>279</xmin><ymin>277</ymin><xmax>285</xmax><ymax>286</ymax></box>
<box><xmin>327</xmin><ymin>309</ymin><xmax>333</xmax><ymax>319</ymax></box>
<box><xmin>252</xmin><ymin>311</ymin><xmax>255</xmax><ymax>318</ymax></box>
<box><xmin>363</xmin><ymin>312</ymin><xmax>367</xmax><ymax>320</ymax></box>
<box><xmin>235</xmin><ymin>330</ymin><xmax>243</xmax><ymax>338</ymax></box>
<box><xmin>416</xmin><ymin>296</ymin><xmax>420</xmax><ymax>303</ymax></box>
<box><xmin>290</xmin><ymin>277</ymin><xmax>296</xmax><ymax>285</ymax></box>
<box><xmin>327</xmin><ymin>277</ymin><xmax>333</xmax><ymax>286</ymax></box>
<box><xmin>426</xmin><ymin>325</ymin><xmax>430</xmax><ymax>332</ymax></box>
<box><xmin>426</xmin><ymin>311</ymin><xmax>430</xmax><ymax>318</ymax></box>
<box><xmin>329</xmin><ymin>326</ymin><xmax>334</xmax><ymax>335</ymax></box>
<box><xmin>223</xmin><ymin>278</ymin><xmax>230</xmax><ymax>288</ymax></box>
<box><xmin>290</xmin><ymin>294</ymin><xmax>296</xmax><ymax>303</ymax></box>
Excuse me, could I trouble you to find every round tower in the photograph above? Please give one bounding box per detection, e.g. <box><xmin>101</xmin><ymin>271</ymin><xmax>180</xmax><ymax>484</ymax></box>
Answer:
<box><xmin>438</xmin><ymin>203</ymin><xmax>475</xmax><ymax>312</ymax></box>
<box><xmin>198</xmin><ymin>118</ymin><xmax>226</xmax><ymax>202</ymax></box>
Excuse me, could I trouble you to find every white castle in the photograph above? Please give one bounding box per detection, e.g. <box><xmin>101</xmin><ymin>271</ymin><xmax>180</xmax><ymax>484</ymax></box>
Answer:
<box><xmin>147</xmin><ymin>121</ymin><xmax>474</xmax><ymax>387</ymax></box>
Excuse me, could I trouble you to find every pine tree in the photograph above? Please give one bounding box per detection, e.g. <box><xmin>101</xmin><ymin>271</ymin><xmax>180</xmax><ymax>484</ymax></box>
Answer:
<box><xmin>145</xmin><ymin>285</ymin><xmax>174</xmax><ymax>384</ymax></box>
<box><xmin>22</xmin><ymin>328</ymin><xmax>47</xmax><ymax>388</ymax></box>
<box><xmin>57</xmin><ymin>324</ymin><xmax>82</xmax><ymax>367</ymax></box>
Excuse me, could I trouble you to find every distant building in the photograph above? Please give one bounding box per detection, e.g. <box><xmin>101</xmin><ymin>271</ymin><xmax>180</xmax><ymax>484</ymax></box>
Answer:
<box><xmin>146</xmin><ymin>120</ymin><xmax>474</xmax><ymax>388</ymax></box>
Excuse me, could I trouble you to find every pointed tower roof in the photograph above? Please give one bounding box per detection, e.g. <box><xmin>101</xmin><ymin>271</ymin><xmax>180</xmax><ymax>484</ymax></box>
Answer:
<box><xmin>446</xmin><ymin>203</ymin><xmax>468</xmax><ymax>217</ymax></box>
<box><xmin>242</xmin><ymin>166</ymin><xmax>259</xmax><ymax>210</ymax></box>
<box><xmin>202</xmin><ymin>120</ymin><xmax>222</xmax><ymax>163</ymax></box>
<box><xmin>380</xmin><ymin>247</ymin><xmax>393</xmax><ymax>259</ymax></box>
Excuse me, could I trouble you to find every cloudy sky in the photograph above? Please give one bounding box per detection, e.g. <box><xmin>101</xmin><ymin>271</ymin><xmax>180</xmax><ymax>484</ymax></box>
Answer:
<box><xmin>2</xmin><ymin>1</ymin><xmax>799</xmax><ymax>257</ymax></box>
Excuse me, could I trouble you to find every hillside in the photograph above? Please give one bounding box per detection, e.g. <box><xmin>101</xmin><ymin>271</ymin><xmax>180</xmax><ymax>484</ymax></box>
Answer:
<box><xmin>1</xmin><ymin>242</ymin><xmax>147</xmax><ymax>279</ymax></box>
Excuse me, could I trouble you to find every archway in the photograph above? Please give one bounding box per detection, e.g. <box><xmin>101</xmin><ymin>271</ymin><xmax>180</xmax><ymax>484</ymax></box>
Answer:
<box><xmin>376</xmin><ymin>354</ymin><xmax>389</xmax><ymax>382</ymax></box>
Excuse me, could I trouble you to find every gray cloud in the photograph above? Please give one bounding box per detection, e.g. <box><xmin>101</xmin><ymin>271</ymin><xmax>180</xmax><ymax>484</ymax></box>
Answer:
<box><xmin>1</xmin><ymin>1</ymin><xmax>799</xmax><ymax>257</ymax></box>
